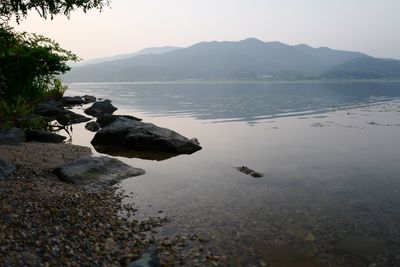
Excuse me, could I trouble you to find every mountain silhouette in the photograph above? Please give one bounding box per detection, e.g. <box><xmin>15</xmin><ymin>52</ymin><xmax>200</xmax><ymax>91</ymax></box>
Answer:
<box><xmin>64</xmin><ymin>38</ymin><xmax>400</xmax><ymax>82</ymax></box>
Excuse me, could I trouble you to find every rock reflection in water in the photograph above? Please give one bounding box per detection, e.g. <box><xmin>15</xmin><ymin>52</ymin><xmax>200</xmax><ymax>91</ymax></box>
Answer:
<box><xmin>93</xmin><ymin>145</ymin><xmax>179</xmax><ymax>161</ymax></box>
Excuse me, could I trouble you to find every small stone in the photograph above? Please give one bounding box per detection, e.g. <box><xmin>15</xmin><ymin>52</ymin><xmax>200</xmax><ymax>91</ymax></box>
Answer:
<box><xmin>104</xmin><ymin>237</ymin><xmax>118</xmax><ymax>252</ymax></box>
<box><xmin>85</xmin><ymin>121</ymin><xmax>101</xmax><ymax>132</ymax></box>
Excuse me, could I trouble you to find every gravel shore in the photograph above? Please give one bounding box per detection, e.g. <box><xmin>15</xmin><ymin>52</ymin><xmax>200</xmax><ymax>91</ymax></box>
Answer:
<box><xmin>0</xmin><ymin>142</ymin><xmax>217</xmax><ymax>266</ymax></box>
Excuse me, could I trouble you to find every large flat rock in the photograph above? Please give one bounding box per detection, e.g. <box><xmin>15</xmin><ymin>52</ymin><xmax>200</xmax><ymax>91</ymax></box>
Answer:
<box><xmin>54</xmin><ymin>156</ymin><xmax>145</xmax><ymax>190</ymax></box>
<box><xmin>91</xmin><ymin>117</ymin><xmax>202</xmax><ymax>155</ymax></box>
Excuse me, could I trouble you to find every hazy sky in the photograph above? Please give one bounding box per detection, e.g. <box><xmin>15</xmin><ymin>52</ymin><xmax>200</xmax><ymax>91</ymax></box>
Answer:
<box><xmin>12</xmin><ymin>0</ymin><xmax>400</xmax><ymax>60</ymax></box>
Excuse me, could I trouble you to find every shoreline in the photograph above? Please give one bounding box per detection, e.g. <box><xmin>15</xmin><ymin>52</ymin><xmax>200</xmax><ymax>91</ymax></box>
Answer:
<box><xmin>66</xmin><ymin>79</ymin><xmax>400</xmax><ymax>85</ymax></box>
<box><xmin>0</xmin><ymin>142</ymin><xmax>217</xmax><ymax>266</ymax></box>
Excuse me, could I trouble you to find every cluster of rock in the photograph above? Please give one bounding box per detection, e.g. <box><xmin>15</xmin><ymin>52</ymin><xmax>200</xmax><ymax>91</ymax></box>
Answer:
<box><xmin>35</xmin><ymin>95</ymin><xmax>98</xmax><ymax>124</ymax></box>
<box><xmin>0</xmin><ymin>129</ymin><xmax>144</xmax><ymax>191</ymax></box>
<box><xmin>0</xmin><ymin>95</ymin><xmax>204</xmax><ymax>266</ymax></box>
<box><xmin>31</xmin><ymin>95</ymin><xmax>203</xmax><ymax>156</ymax></box>
<box><xmin>1</xmin><ymin>94</ymin><xmax>202</xmax><ymax>189</ymax></box>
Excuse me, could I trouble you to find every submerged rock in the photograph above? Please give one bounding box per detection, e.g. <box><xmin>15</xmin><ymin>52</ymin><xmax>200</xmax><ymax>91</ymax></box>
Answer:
<box><xmin>26</xmin><ymin>130</ymin><xmax>66</xmax><ymax>143</ymax></box>
<box><xmin>85</xmin><ymin>121</ymin><xmax>101</xmax><ymax>132</ymax></box>
<box><xmin>235</xmin><ymin>166</ymin><xmax>263</xmax><ymax>178</ymax></box>
<box><xmin>91</xmin><ymin>117</ymin><xmax>202</xmax><ymax>155</ymax></box>
<box><xmin>54</xmin><ymin>156</ymin><xmax>145</xmax><ymax>190</ymax></box>
<box><xmin>96</xmin><ymin>114</ymin><xmax>142</xmax><ymax>128</ymax></box>
<box><xmin>0</xmin><ymin>127</ymin><xmax>26</xmax><ymax>145</ymax></box>
<box><xmin>0</xmin><ymin>158</ymin><xmax>15</xmax><ymax>180</ymax></box>
<box><xmin>286</xmin><ymin>223</ymin><xmax>315</xmax><ymax>241</ymax></box>
<box><xmin>128</xmin><ymin>246</ymin><xmax>159</xmax><ymax>267</ymax></box>
<box><xmin>84</xmin><ymin>100</ymin><xmax>117</xmax><ymax>117</ymax></box>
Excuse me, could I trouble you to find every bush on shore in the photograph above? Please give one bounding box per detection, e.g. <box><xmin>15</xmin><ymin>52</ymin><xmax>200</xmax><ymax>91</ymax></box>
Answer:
<box><xmin>0</xmin><ymin>25</ymin><xmax>77</xmax><ymax>129</ymax></box>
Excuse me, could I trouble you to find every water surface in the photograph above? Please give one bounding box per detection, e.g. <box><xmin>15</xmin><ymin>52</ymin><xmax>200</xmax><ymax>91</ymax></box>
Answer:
<box><xmin>68</xmin><ymin>82</ymin><xmax>400</xmax><ymax>266</ymax></box>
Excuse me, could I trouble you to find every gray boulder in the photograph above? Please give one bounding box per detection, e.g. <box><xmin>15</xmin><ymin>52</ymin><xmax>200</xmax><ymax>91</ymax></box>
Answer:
<box><xmin>35</xmin><ymin>103</ymin><xmax>90</xmax><ymax>125</ymax></box>
<box><xmin>26</xmin><ymin>130</ymin><xmax>66</xmax><ymax>143</ymax></box>
<box><xmin>47</xmin><ymin>99</ymin><xmax>63</xmax><ymax>107</ymax></box>
<box><xmin>91</xmin><ymin>117</ymin><xmax>202</xmax><ymax>154</ymax></box>
<box><xmin>54</xmin><ymin>156</ymin><xmax>145</xmax><ymax>190</ymax></box>
<box><xmin>0</xmin><ymin>127</ymin><xmax>26</xmax><ymax>145</ymax></box>
<box><xmin>82</xmin><ymin>95</ymin><xmax>96</xmax><ymax>103</ymax></box>
<box><xmin>84</xmin><ymin>100</ymin><xmax>117</xmax><ymax>117</ymax></box>
<box><xmin>35</xmin><ymin>102</ymin><xmax>63</xmax><ymax>117</ymax></box>
<box><xmin>97</xmin><ymin>114</ymin><xmax>142</xmax><ymax>128</ymax></box>
<box><xmin>62</xmin><ymin>96</ymin><xmax>85</xmax><ymax>106</ymax></box>
<box><xmin>85</xmin><ymin>121</ymin><xmax>100</xmax><ymax>132</ymax></box>
<box><xmin>56</xmin><ymin>110</ymin><xmax>91</xmax><ymax>125</ymax></box>
<box><xmin>0</xmin><ymin>158</ymin><xmax>15</xmax><ymax>180</ymax></box>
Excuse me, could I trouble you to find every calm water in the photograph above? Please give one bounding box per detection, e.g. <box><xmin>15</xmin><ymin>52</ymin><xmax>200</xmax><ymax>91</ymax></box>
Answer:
<box><xmin>68</xmin><ymin>82</ymin><xmax>400</xmax><ymax>267</ymax></box>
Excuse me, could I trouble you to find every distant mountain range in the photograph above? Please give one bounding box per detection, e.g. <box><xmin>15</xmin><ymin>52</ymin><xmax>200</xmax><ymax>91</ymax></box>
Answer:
<box><xmin>63</xmin><ymin>38</ymin><xmax>400</xmax><ymax>82</ymax></box>
<box><xmin>72</xmin><ymin>46</ymin><xmax>181</xmax><ymax>66</ymax></box>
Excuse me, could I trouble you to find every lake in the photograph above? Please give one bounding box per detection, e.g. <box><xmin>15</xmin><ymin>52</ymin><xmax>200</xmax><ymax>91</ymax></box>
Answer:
<box><xmin>67</xmin><ymin>81</ymin><xmax>400</xmax><ymax>267</ymax></box>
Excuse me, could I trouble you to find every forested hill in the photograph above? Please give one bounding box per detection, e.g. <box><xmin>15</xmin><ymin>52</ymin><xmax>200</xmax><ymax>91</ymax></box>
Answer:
<box><xmin>63</xmin><ymin>38</ymin><xmax>400</xmax><ymax>82</ymax></box>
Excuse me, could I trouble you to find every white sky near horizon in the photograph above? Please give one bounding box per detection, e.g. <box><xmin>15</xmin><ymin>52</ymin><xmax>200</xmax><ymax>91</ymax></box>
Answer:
<box><xmin>11</xmin><ymin>0</ymin><xmax>400</xmax><ymax>61</ymax></box>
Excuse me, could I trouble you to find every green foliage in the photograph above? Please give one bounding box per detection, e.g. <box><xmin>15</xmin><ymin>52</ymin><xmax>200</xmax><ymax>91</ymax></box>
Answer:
<box><xmin>0</xmin><ymin>97</ymin><xmax>48</xmax><ymax>129</ymax></box>
<box><xmin>0</xmin><ymin>25</ymin><xmax>78</xmax><ymax>103</ymax></box>
<box><xmin>0</xmin><ymin>96</ymin><xmax>31</xmax><ymax>127</ymax></box>
<box><xmin>44</xmin><ymin>79</ymin><xmax>69</xmax><ymax>99</ymax></box>
<box><xmin>0</xmin><ymin>97</ymin><xmax>32</xmax><ymax>119</ymax></box>
<box><xmin>0</xmin><ymin>0</ymin><xmax>107</xmax><ymax>130</ymax></box>
<box><xmin>0</xmin><ymin>0</ymin><xmax>110</xmax><ymax>23</ymax></box>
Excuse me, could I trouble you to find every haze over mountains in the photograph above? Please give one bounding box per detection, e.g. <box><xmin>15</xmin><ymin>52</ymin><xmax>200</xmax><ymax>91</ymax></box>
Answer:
<box><xmin>64</xmin><ymin>38</ymin><xmax>400</xmax><ymax>82</ymax></box>
<box><xmin>73</xmin><ymin>46</ymin><xmax>181</xmax><ymax>67</ymax></box>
